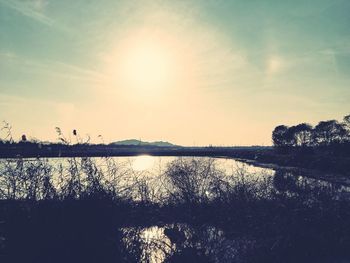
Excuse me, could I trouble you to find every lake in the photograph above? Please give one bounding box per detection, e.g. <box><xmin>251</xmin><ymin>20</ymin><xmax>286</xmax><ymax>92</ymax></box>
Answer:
<box><xmin>39</xmin><ymin>155</ymin><xmax>350</xmax><ymax>201</ymax></box>
<box><xmin>1</xmin><ymin>155</ymin><xmax>348</xmax><ymax>209</ymax></box>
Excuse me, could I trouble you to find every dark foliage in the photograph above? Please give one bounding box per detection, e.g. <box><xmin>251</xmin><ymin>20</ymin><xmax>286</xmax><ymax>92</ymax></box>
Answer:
<box><xmin>272</xmin><ymin>114</ymin><xmax>350</xmax><ymax>149</ymax></box>
<box><xmin>0</xmin><ymin>156</ymin><xmax>349</xmax><ymax>263</ymax></box>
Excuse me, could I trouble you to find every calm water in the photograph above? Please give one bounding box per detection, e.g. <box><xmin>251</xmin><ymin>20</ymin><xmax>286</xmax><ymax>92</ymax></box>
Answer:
<box><xmin>2</xmin><ymin>155</ymin><xmax>348</xmax><ymax>202</ymax></box>
<box><xmin>47</xmin><ymin>155</ymin><xmax>271</xmax><ymax>176</ymax></box>
<box><xmin>45</xmin><ymin>155</ymin><xmax>348</xmax><ymax>194</ymax></box>
<box><xmin>120</xmin><ymin>223</ymin><xmax>240</xmax><ymax>263</ymax></box>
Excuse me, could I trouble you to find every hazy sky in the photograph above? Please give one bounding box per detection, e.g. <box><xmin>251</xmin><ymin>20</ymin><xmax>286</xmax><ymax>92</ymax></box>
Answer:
<box><xmin>0</xmin><ymin>0</ymin><xmax>349</xmax><ymax>146</ymax></box>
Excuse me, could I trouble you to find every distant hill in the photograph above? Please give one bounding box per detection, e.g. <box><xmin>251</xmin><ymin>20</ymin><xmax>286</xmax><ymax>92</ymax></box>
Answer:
<box><xmin>110</xmin><ymin>139</ymin><xmax>178</xmax><ymax>147</ymax></box>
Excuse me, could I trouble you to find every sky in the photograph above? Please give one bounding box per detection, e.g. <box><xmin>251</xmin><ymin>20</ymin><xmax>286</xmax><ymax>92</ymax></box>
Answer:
<box><xmin>0</xmin><ymin>0</ymin><xmax>349</xmax><ymax>146</ymax></box>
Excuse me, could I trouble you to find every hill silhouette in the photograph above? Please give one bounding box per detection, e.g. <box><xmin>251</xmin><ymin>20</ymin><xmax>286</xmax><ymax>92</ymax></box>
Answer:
<box><xmin>110</xmin><ymin>139</ymin><xmax>178</xmax><ymax>147</ymax></box>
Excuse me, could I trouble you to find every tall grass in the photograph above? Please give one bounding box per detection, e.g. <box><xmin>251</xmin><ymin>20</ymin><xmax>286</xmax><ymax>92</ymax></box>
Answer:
<box><xmin>0</xmin><ymin>155</ymin><xmax>345</xmax><ymax>205</ymax></box>
<box><xmin>0</xmin><ymin>155</ymin><xmax>349</xmax><ymax>263</ymax></box>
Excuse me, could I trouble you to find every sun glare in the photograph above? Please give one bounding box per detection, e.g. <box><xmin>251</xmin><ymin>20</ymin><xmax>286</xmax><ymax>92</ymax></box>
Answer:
<box><xmin>123</xmin><ymin>44</ymin><xmax>171</xmax><ymax>89</ymax></box>
<box><xmin>104</xmin><ymin>28</ymin><xmax>197</xmax><ymax>101</ymax></box>
<box><xmin>112</xmin><ymin>36</ymin><xmax>176</xmax><ymax>94</ymax></box>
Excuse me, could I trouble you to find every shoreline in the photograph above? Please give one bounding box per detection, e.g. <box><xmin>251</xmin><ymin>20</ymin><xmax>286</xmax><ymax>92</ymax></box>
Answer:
<box><xmin>231</xmin><ymin>157</ymin><xmax>350</xmax><ymax>186</ymax></box>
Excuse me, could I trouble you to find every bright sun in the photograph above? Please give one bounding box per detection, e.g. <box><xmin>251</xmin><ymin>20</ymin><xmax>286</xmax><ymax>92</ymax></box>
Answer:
<box><xmin>105</xmin><ymin>29</ymin><xmax>195</xmax><ymax>99</ymax></box>
<box><xmin>123</xmin><ymin>44</ymin><xmax>171</xmax><ymax>89</ymax></box>
<box><xmin>113</xmin><ymin>37</ymin><xmax>176</xmax><ymax>93</ymax></box>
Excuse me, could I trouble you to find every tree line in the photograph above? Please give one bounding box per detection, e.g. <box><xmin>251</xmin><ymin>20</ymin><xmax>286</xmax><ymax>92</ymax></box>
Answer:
<box><xmin>272</xmin><ymin>114</ymin><xmax>350</xmax><ymax>148</ymax></box>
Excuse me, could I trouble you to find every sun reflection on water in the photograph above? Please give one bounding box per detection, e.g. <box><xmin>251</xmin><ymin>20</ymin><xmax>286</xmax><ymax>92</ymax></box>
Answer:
<box><xmin>131</xmin><ymin>155</ymin><xmax>156</xmax><ymax>171</ymax></box>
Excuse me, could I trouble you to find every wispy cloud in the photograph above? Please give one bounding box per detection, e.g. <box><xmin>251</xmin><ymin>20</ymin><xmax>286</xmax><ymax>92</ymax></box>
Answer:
<box><xmin>51</xmin><ymin>61</ymin><xmax>107</xmax><ymax>82</ymax></box>
<box><xmin>0</xmin><ymin>0</ymin><xmax>53</xmax><ymax>26</ymax></box>
<box><xmin>0</xmin><ymin>51</ymin><xmax>107</xmax><ymax>83</ymax></box>
<box><xmin>0</xmin><ymin>51</ymin><xmax>17</xmax><ymax>59</ymax></box>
